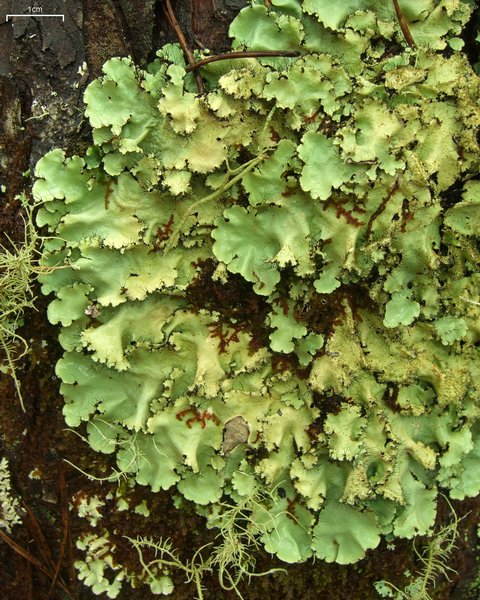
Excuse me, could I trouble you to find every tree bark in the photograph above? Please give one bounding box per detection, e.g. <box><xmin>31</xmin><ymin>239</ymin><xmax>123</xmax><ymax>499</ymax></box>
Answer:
<box><xmin>0</xmin><ymin>0</ymin><xmax>248</xmax><ymax>203</ymax></box>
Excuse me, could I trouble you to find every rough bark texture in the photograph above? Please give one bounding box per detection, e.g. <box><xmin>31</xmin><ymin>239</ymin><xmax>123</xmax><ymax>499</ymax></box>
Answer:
<box><xmin>0</xmin><ymin>1</ymin><xmax>479</xmax><ymax>599</ymax></box>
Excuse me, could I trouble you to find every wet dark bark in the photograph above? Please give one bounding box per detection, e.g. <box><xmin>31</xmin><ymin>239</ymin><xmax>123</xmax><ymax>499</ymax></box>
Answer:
<box><xmin>0</xmin><ymin>0</ymin><xmax>247</xmax><ymax>196</ymax></box>
<box><xmin>0</xmin><ymin>2</ymin><xmax>479</xmax><ymax>599</ymax></box>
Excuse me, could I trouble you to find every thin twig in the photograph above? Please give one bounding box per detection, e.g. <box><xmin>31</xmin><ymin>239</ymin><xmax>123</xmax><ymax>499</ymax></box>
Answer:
<box><xmin>163</xmin><ymin>0</ymin><xmax>205</xmax><ymax>93</ymax></box>
<box><xmin>27</xmin><ymin>547</ymin><xmax>33</xmax><ymax>600</ymax></box>
<box><xmin>23</xmin><ymin>502</ymin><xmax>57</xmax><ymax>571</ymax></box>
<box><xmin>0</xmin><ymin>529</ymin><xmax>52</xmax><ymax>577</ymax></box>
<box><xmin>47</xmin><ymin>465</ymin><xmax>70</xmax><ymax>600</ymax></box>
<box><xmin>392</xmin><ymin>0</ymin><xmax>416</xmax><ymax>48</ymax></box>
<box><xmin>185</xmin><ymin>50</ymin><xmax>300</xmax><ymax>72</ymax></box>
<box><xmin>23</xmin><ymin>500</ymin><xmax>72</xmax><ymax>597</ymax></box>
<box><xmin>0</xmin><ymin>529</ymin><xmax>73</xmax><ymax>598</ymax></box>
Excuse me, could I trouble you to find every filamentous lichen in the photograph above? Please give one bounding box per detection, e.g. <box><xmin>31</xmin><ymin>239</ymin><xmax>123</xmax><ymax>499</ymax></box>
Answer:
<box><xmin>34</xmin><ymin>0</ymin><xmax>480</xmax><ymax>579</ymax></box>
<box><xmin>0</xmin><ymin>194</ymin><xmax>43</xmax><ymax>410</ymax></box>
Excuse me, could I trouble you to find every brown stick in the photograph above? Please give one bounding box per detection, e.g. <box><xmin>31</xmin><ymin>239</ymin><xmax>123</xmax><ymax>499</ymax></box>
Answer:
<box><xmin>0</xmin><ymin>528</ymin><xmax>52</xmax><ymax>578</ymax></box>
<box><xmin>392</xmin><ymin>0</ymin><xmax>416</xmax><ymax>48</ymax></box>
<box><xmin>0</xmin><ymin>529</ymin><xmax>72</xmax><ymax>598</ymax></box>
<box><xmin>47</xmin><ymin>465</ymin><xmax>70</xmax><ymax>600</ymax></box>
<box><xmin>163</xmin><ymin>0</ymin><xmax>205</xmax><ymax>94</ymax></box>
<box><xmin>23</xmin><ymin>500</ymin><xmax>72</xmax><ymax>597</ymax></box>
<box><xmin>185</xmin><ymin>50</ymin><xmax>300</xmax><ymax>72</ymax></box>
<box><xmin>23</xmin><ymin>502</ymin><xmax>57</xmax><ymax>573</ymax></box>
<box><xmin>27</xmin><ymin>546</ymin><xmax>33</xmax><ymax>600</ymax></box>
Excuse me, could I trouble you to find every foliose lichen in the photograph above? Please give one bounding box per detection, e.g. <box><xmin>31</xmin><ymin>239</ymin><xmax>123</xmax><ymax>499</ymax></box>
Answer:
<box><xmin>73</xmin><ymin>487</ymin><xmax>174</xmax><ymax>598</ymax></box>
<box><xmin>0</xmin><ymin>457</ymin><xmax>22</xmax><ymax>533</ymax></box>
<box><xmin>34</xmin><ymin>0</ymin><xmax>480</xmax><ymax>569</ymax></box>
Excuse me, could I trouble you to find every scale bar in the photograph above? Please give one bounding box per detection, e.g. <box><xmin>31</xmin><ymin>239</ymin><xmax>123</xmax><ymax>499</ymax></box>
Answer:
<box><xmin>6</xmin><ymin>14</ymin><xmax>65</xmax><ymax>22</ymax></box>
